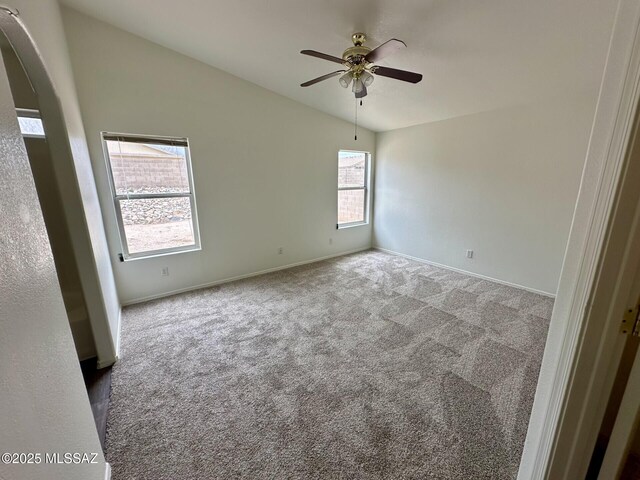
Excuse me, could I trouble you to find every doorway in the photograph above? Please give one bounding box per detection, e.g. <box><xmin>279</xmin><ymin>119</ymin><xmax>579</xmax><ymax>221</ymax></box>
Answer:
<box><xmin>588</xmin><ymin>270</ymin><xmax>640</xmax><ymax>479</ymax></box>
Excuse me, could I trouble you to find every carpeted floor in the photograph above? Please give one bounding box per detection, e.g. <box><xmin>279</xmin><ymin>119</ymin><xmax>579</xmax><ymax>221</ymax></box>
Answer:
<box><xmin>106</xmin><ymin>250</ymin><xmax>553</xmax><ymax>479</ymax></box>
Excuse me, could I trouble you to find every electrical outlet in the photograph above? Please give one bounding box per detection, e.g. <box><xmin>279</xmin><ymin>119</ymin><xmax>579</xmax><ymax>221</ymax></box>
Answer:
<box><xmin>466</xmin><ymin>250</ymin><xmax>474</xmax><ymax>259</ymax></box>
<box><xmin>329</xmin><ymin>238</ymin><xmax>333</xmax><ymax>245</ymax></box>
<box><xmin>278</xmin><ymin>247</ymin><xmax>283</xmax><ymax>255</ymax></box>
<box><xmin>161</xmin><ymin>267</ymin><xmax>169</xmax><ymax>276</ymax></box>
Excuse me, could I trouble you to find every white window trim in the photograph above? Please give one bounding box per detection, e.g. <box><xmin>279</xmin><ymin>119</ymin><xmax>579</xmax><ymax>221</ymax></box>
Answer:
<box><xmin>101</xmin><ymin>132</ymin><xmax>201</xmax><ymax>261</ymax></box>
<box><xmin>337</xmin><ymin>150</ymin><xmax>371</xmax><ymax>229</ymax></box>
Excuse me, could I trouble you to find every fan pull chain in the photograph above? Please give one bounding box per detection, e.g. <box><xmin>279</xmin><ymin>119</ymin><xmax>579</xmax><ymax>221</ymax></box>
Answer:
<box><xmin>354</xmin><ymin>95</ymin><xmax>358</xmax><ymax>141</ymax></box>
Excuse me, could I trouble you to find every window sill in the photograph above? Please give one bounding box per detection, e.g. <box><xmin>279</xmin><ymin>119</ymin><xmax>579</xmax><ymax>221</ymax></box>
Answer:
<box><xmin>120</xmin><ymin>245</ymin><xmax>201</xmax><ymax>262</ymax></box>
<box><xmin>337</xmin><ymin>222</ymin><xmax>369</xmax><ymax>230</ymax></box>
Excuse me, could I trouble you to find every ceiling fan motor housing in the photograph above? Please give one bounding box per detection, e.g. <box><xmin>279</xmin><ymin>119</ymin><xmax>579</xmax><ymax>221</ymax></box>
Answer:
<box><xmin>342</xmin><ymin>46</ymin><xmax>371</xmax><ymax>63</ymax></box>
<box><xmin>343</xmin><ymin>32</ymin><xmax>371</xmax><ymax>65</ymax></box>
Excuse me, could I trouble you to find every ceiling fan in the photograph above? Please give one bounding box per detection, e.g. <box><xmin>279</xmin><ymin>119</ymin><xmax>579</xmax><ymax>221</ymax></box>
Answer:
<box><xmin>300</xmin><ymin>33</ymin><xmax>422</xmax><ymax>99</ymax></box>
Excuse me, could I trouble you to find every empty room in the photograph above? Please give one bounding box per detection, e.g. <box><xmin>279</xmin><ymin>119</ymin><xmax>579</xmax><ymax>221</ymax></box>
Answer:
<box><xmin>4</xmin><ymin>0</ymin><xmax>640</xmax><ymax>479</ymax></box>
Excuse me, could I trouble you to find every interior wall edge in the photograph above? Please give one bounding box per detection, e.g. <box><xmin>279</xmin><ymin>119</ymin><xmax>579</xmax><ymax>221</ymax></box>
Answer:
<box><xmin>96</xmin><ymin>306</ymin><xmax>122</xmax><ymax>368</ymax></box>
<box><xmin>0</xmin><ymin>6</ymin><xmax>106</xmax><ymax>479</ymax></box>
<box><xmin>7</xmin><ymin>0</ymin><xmax>121</xmax><ymax>365</ymax></box>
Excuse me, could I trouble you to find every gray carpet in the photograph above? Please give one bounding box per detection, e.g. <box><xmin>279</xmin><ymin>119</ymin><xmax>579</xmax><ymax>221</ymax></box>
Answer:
<box><xmin>106</xmin><ymin>250</ymin><xmax>552</xmax><ymax>479</ymax></box>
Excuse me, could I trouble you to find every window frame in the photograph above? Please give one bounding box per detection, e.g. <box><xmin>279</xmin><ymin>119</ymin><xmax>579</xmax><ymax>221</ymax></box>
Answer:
<box><xmin>337</xmin><ymin>149</ymin><xmax>371</xmax><ymax>229</ymax></box>
<box><xmin>101</xmin><ymin>132</ymin><xmax>201</xmax><ymax>261</ymax></box>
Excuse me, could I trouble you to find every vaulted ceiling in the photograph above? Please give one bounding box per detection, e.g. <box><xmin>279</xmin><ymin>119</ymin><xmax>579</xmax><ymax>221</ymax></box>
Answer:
<box><xmin>60</xmin><ymin>0</ymin><xmax>617</xmax><ymax>132</ymax></box>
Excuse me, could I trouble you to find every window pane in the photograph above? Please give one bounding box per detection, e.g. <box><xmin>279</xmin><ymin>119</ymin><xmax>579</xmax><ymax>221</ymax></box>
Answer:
<box><xmin>338</xmin><ymin>151</ymin><xmax>366</xmax><ymax>188</ymax></box>
<box><xmin>338</xmin><ymin>189</ymin><xmax>365</xmax><ymax>224</ymax></box>
<box><xmin>119</xmin><ymin>197</ymin><xmax>194</xmax><ymax>254</ymax></box>
<box><xmin>106</xmin><ymin>140</ymin><xmax>190</xmax><ymax>195</ymax></box>
<box><xmin>18</xmin><ymin>116</ymin><xmax>45</xmax><ymax>137</ymax></box>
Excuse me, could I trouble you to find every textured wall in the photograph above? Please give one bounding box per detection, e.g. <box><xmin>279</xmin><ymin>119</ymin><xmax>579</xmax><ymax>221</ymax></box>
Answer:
<box><xmin>0</xmin><ymin>37</ymin><xmax>105</xmax><ymax>480</ymax></box>
<box><xmin>11</xmin><ymin>0</ymin><xmax>121</xmax><ymax>365</ymax></box>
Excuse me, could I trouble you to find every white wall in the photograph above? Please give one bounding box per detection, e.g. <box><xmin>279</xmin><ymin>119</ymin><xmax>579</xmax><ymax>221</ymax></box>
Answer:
<box><xmin>0</xmin><ymin>36</ymin><xmax>105</xmax><ymax>480</ymax></box>
<box><xmin>61</xmin><ymin>8</ymin><xmax>375</xmax><ymax>305</ymax></box>
<box><xmin>8</xmin><ymin>0</ymin><xmax>120</xmax><ymax>365</ymax></box>
<box><xmin>373</xmin><ymin>94</ymin><xmax>600</xmax><ymax>295</ymax></box>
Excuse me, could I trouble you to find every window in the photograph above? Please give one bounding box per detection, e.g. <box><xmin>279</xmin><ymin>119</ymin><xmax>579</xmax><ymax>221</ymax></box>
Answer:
<box><xmin>337</xmin><ymin>150</ymin><xmax>370</xmax><ymax>228</ymax></box>
<box><xmin>102</xmin><ymin>133</ymin><xmax>200</xmax><ymax>260</ymax></box>
<box><xmin>17</xmin><ymin>108</ymin><xmax>45</xmax><ymax>138</ymax></box>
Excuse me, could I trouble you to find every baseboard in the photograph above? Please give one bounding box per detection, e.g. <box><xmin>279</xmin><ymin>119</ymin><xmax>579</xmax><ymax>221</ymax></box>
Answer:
<box><xmin>374</xmin><ymin>246</ymin><xmax>556</xmax><ymax>298</ymax></box>
<box><xmin>122</xmin><ymin>247</ymin><xmax>372</xmax><ymax>306</ymax></box>
<box><xmin>97</xmin><ymin>355</ymin><xmax>117</xmax><ymax>369</ymax></box>
<box><xmin>104</xmin><ymin>462</ymin><xmax>111</xmax><ymax>480</ymax></box>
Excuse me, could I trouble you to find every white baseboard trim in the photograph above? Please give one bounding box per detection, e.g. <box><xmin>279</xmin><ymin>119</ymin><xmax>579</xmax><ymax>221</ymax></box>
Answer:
<box><xmin>97</xmin><ymin>355</ymin><xmax>117</xmax><ymax>369</ymax></box>
<box><xmin>104</xmin><ymin>462</ymin><xmax>111</xmax><ymax>480</ymax></box>
<box><xmin>374</xmin><ymin>246</ymin><xmax>556</xmax><ymax>298</ymax></box>
<box><xmin>122</xmin><ymin>247</ymin><xmax>372</xmax><ymax>306</ymax></box>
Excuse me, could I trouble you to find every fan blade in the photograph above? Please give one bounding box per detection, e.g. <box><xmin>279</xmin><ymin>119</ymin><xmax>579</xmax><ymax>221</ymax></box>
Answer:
<box><xmin>355</xmin><ymin>85</ymin><xmax>367</xmax><ymax>98</ymax></box>
<box><xmin>300</xmin><ymin>70</ymin><xmax>346</xmax><ymax>87</ymax></box>
<box><xmin>373</xmin><ymin>66</ymin><xmax>422</xmax><ymax>84</ymax></box>
<box><xmin>365</xmin><ymin>39</ymin><xmax>406</xmax><ymax>63</ymax></box>
<box><xmin>301</xmin><ymin>50</ymin><xmax>346</xmax><ymax>65</ymax></box>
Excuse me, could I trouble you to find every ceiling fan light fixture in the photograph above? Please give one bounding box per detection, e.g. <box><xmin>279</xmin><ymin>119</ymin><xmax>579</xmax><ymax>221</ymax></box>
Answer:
<box><xmin>352</xmin><ymin>78</ymin><xmax>364</xmax><ymax>94</ymax></box>
<box><xmin>361</xmin><ymin>70</ymin><xmax>374</xmax><ymax>87</ymax></box>
<box><xmin>300</xmin><ymin>33</ymin><xmax>421</xmax><ymax>103</ymax></box>
<box><xmin>339</xmin><ymin>71</ymin><xmax>353</xmax><ymax>88</ymax></box>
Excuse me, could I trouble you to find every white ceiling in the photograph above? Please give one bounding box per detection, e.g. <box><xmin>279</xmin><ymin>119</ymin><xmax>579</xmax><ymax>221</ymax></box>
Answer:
<box><xmin>60</xmin><ymin>0</ymin><xmax>617</xmax><ymax>132</ymax></box>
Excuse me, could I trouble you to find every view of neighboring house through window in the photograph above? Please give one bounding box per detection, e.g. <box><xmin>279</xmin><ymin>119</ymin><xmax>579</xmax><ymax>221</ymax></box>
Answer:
<box><xmin>102</xmin><ymin>133</ymin><xmax>200</xmax><ymax>259</ymax></box>
<box><xmin>337</xmin><ymin>150</ymin><xmax>370</xmax><ymax>227</ymax></box>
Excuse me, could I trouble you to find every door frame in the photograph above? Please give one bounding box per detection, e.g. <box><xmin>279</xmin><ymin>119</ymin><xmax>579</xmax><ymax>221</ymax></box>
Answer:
<box><xmin>518</xmin><ymin>0</ymin><xmax>640</xmax><ymax>477</ymax></box>
<box><xmin>598</xmin><ymin>327</ymin><xmax>640</xmax><ymax>477</ymax></box>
